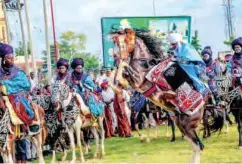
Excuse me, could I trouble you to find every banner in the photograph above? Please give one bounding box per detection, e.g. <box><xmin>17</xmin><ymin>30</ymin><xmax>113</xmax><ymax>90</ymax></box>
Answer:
<box><xmin>101</xmin><ymin>16</ymin><xmax>191</xmax><ymax>68</ymax></box>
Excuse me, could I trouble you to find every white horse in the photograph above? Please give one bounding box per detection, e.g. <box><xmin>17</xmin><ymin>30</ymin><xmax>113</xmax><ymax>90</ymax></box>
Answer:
<box><xmin>50</xmin><ymin>82</ymin><xmax>105</xmax><ymax>163</ymax></box>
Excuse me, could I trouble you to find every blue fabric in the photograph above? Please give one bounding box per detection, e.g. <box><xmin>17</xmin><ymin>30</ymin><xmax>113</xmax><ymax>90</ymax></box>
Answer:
<box><xmin>130</xmin><ymin>91</ymin><xmax>146</xmax><ymax>113</ymax></box>
<box><xmin>20</xmin><ymin>97</ymin><xmax>34</xmax><ymax>119</ymax></box>
<box><xmin>86</xmin><ymin>93</ymin><xmax>104</xmax><ymax>117</ymax></box>
<box><xmin>2</xmin><ymin>71</ymin><xmax>31</xmax><ymax>94</ymax></box>
<box><xmin>174</xmin><ymin>43</ymin><xmax>208</xmax><ymax>95</ymax></box>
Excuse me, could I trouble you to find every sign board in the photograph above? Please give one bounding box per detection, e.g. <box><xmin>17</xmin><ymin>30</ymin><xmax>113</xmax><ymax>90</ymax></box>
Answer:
<box><xmin>101</xmin><ymin>16</ymin><xmax>192</xmax><ymax>68</ymax></box>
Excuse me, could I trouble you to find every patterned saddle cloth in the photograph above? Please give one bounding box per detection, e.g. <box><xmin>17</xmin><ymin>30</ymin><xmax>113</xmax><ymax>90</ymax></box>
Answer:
<box><xmin>146</xmin><ymin>58</ymin><xmax>204</xmax><ymax>115</ymax></box>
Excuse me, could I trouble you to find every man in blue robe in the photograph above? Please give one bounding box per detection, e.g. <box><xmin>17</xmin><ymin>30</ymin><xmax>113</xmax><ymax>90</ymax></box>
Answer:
<box><xmin>0</xmin><ymin>43</ymin><xmax>34</xmax><ymax>125</ymax></box>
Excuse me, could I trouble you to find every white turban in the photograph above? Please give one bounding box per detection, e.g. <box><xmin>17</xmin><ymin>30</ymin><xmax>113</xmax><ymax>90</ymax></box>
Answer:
<box><xmin>167</xmin><ymin>33</ymin><xmax>182</xmax><ymax>43</ymax></box>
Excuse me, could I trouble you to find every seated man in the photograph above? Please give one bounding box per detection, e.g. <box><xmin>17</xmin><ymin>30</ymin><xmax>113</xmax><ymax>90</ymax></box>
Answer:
<box><xmin>0</xmin><ymin>43</ymin><xmax>34</xmax><ymax>125</ymax></box>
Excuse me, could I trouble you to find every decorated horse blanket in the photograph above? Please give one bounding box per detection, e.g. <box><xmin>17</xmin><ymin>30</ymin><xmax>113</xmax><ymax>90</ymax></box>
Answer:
<box><xmin>146</xmin><ymin>58</ymin><xmax>204</xmax><ymax>115</ymax></box>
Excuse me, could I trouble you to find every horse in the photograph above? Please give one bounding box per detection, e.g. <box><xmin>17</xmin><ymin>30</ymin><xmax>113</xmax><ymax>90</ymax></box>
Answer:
<box><xmin>130</xmin><ymin>91</ymin><xmax>176</xmax><ymax>142</ymax></box>
<box><xmin>229</xmin><ymin>76</ymin><xmax>242</xmax><ymax>149</ymax></box>
<box><xmin>202</xmin><ymin>56</ymin><xmax>234</xmax><ymax>138</ymax></box>
<box><xmin>110</xmin><ymin>28</ymin><xmax>223</xmax><ymax>164</ymax></box>
<box><xmin>50</xmin><ymin>81</ymin><xmax>105</xmax><ymax>163</ymax></box>
<box><xmin>0</xmin><ymin>85</ymin><xmax>46</xmax><ymax>163</ymax></box>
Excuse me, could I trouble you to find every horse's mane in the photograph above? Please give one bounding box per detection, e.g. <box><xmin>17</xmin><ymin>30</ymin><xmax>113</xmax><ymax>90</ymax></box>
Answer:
<box><xmin>110</xmin><ymin>28</ymin><xmax>163</xmax><ymax>58</ymax></box>
<box><xmin>133</xmin><ymin>28</ymin><xmax>163</xmax><ymax>58</ymax></box>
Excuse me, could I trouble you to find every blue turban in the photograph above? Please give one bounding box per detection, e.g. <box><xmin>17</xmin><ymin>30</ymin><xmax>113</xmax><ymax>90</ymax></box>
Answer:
<box><xmin>71</xmin><ymin>58</ymin><xmax>84</xmax><ymax>69</ymax></box>
<box><xmin>0</xmin><ymin>43</ymin><xmax>13</xmax><ymax>58</ymax></box>
<box><xmin>231</xmin><ymin>37</ymin><xmax>242</xmax><ymax>50</ymax></box>
<box><xmin>57</xmin><ymin>58</ymin><xmax>69</xmax><ymax>69</ymax></box>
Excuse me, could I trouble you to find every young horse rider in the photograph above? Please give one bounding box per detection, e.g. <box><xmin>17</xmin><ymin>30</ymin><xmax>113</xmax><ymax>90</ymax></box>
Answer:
<box><xmin>70</xmin><ymin>58</ymin><xmax>104</xmax><ymax>117</ymax></box>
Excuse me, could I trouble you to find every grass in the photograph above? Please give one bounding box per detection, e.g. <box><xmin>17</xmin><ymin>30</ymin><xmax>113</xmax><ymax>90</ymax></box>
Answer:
<box><xmin>40</xmin><ymin>124</ymin><xmax>242</xmax><ymax>163</ymax></box>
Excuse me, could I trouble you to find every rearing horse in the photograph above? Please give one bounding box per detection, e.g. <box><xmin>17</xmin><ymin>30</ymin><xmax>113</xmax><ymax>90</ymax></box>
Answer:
<box><xmin>111</xmin><ymin>29</ymin><xmax>223</xmax><ymax>164</ymax></box>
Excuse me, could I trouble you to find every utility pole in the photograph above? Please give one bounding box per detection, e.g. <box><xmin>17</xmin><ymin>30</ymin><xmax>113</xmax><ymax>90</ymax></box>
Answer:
<box><xmin>43</xmin><ymin>0</ymin><xmax>52</xmax><ymax>85</ymax></box>
<box><xmin>153</xmin><ymin>0</ymin><xmax>156</xmax><ymax>16</ymax></box>
<box><xmin>23</xmin><ymin>0</ymin><xmax>37</xmax><ymax>81</ymax></box>
<box><xmin>2</xmin><ymin>1</ymin><xmax>11</xmax><ymax>43</ymax></box>
<box><xmin>50</xmin><ymin>0</ymin><xmax>58</xmax><ymax>62</ymax></box>
<box><xmin>17</xmin><ymin>0</ymin><xmax>29</xmax><ymax>75</ymax></box>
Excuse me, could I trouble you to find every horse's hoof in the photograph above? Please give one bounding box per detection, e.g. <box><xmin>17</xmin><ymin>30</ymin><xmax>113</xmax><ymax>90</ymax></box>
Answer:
<box><xmin>80</xmin><ymin>158</ymin><xmax>85</xmax><ymax>163</ymax></box>
<box><xmin>170</xmin><ymin>138</ymin><xmax>175</xmax><ymax>142</ymax></box>
<box><xmin>70</xmin><ymin>160</ymin><xmax>76</xmax><ymax>164</ymax></box>
<box><xmin>93</xmin><ymin>153</ymin><xmax>98</xmax><ymax>158</ymax></box>
<box><xmin>238</xmin><ymin>146</ymin><xmax>242</xmax><ymax>150</ymax></box>
<box><xmin>50</xmin><ymin>161</ymin><xmax>55</xmax><ymax>164</ymax></box>
<box><xmin>146</xmin><ymin>138</ymin><xmax>150</xmax><ymax>143</ymax></box>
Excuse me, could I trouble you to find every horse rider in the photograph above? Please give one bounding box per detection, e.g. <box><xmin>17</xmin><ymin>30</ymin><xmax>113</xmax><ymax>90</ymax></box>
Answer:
<box><xmin>69</xmin><ymin>58</ymin><xmax>104</xmax><ymax>117</ymax></box>
<box><xmin>167</xmin><ymin>32</ymin><xmax>208</xmax><ymax>97</ymax></box>
<box><xmin>230</xmin><ymin>37</ymin><xmax>242</xmax><ymax>81</ymax></box>
<box><xmin>52</xmin><ymin>58</ymin><xmax>71</xmax><ymax>84</ymax></box>
<box><xmin>0</xmin><ymin>43</ymin><xmax>35</xmax><ymax>125</ymax></box>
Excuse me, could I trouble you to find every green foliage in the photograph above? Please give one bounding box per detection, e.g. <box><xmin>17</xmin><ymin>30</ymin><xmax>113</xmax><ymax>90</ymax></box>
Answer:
<box><xmin>58</xmin><ymin>31</ymin><xmax>100</xmax><ymax>73</ymax></box>
<box><xmin>15</xmin><ymin>41</ymin><xmax>31</xmax><ymax>57</ymax></box>
<box><xmin>224</xmin><ymin>35</ymin><xmax>235</xmax><ymax>46</ymax></box>
<box><xmin>41</xmin><ymin>45</ymin><xmax>56</xmax><ymax>74</ymax></box>
<box><xmin>191</xmin><ymin>30</ymin><xmax>202</xmax><ymax>53</ymax></box>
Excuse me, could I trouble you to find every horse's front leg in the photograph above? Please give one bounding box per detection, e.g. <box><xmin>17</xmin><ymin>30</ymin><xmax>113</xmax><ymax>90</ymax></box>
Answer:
<box><xmin>32</xmin><ymin>133</ymin><xmax>45</xmax><ymax>164</ymax></box>
<box><xmin>67</xmin><ymin>129</ymin><xmax>76</xmax><ymax>164</ymax></box>
<box><xmin>98</xmin><ymin>116</ymin><xmax>105</xmax><ymax>158</ymax></box>
<box><xmin>75</xmin><ymin>116</ymin><xmax>85</xmax><ymax>162</ymax></box>
<box><xmin>90</xmin><ymin>126</ymin><xmax>99</xmax><ymax>158</ymax></box>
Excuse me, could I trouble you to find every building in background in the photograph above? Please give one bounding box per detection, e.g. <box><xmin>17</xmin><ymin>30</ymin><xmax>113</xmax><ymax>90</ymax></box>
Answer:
<box><xmin>0</xmin><ymin>3</ymin><xmax>7</xmax><ymax>43</ymax></box>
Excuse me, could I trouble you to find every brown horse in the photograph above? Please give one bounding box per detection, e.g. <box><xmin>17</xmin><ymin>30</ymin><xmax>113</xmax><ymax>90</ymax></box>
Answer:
<box><xmin>110</xmin><ymin>28</ymin><xmax>223</xmax><ymax>164</ymax></box>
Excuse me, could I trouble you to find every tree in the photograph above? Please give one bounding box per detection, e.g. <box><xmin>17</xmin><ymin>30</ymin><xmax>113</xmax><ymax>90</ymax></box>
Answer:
<box><xmin>58</xmin><ymin>31</ymin><xmax>100</xmax><ymax>73</ymax></box>
<box><xmin>224</xmin><ymin>35</ymin><xmax>235</xmax><ymax>47</ymax></box>
<box><xmin>41</xmin><ymin>45</ymin><xmax>56</xmax><ymax>74</ymax></box>
<box><xmin>191</xmin><ymin>30</ymin><xmax>202</xmax><ymax>53</ymax></box>
<box><xmin>15</xmin><ymin>41</ymin><xmax>31</xmax><ymax>57</ymax></box>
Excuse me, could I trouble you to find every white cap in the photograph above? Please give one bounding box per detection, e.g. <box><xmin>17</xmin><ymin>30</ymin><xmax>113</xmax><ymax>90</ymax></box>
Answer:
<box><xmin>167</xmin><ymin>33</ymin><xmax>182</xmax><ymax>43</ymax></box>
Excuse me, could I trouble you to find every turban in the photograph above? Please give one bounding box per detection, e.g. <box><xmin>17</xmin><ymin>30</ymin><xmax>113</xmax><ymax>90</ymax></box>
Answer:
<box><xmin>231</xmin><ymin>37</ymin><xmax>242</xmax><ymax>50</ymax></box>
<box><xmin>0</xmin><ymin>43</ymin><xmax>13</xmax><ymax>58</ymax></box>
<box><xmin>201</xmin><ymin>46</ymin><xmax>212</xmax><ymax>56</ymax></box>
<box><xmin>71</xmin><ymin>58</ymin><xmax>84</xmax><ymax>69</ymax></box>
<box><xmin>57</xmin><ymin>58</ymin><xmax>69</xmax><ymax>69</ymax></box>
<box><xmin>101</xmin><ymin>81</ymin><xmax>108</xmax><ymax>88</ymax></box>
<box><xmin>167</xmin><ymin>33</ymin><xmax>182</xmax><ymax>43</ymax></box>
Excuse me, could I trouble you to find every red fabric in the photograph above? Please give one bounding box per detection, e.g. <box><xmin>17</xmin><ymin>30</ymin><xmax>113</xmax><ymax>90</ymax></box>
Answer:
<box><xmin>113</xmin><ymin>92</ymin><xmax>131</xmax><ymax>137</ymax></box>
<box><xmin>104</xmin><ymin>105</ymin><xmax>114</xmax><ymax>137</ymax></box>
<box><xmin>8</xmin><ymin>95</ymin><xmax>33</xmax><ymax>125</ymax></box>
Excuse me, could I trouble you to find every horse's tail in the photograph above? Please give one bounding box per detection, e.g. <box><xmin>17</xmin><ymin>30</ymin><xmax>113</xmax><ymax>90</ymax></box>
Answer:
<box><xmin>207</xmin><ymin>108</ymin><xmax>225</xmax><ymax>133</ymax></box>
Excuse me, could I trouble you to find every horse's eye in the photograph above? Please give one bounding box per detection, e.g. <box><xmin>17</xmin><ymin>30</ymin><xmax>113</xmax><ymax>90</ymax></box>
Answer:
<box><xmin>138</xmin><ymin>60</ymin><xmax>149</xmax><ymax>69</ymax></box>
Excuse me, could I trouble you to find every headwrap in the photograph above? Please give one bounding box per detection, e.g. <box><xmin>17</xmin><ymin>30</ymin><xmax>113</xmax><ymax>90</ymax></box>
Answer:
<box><xmin>57</xmin><ymin>58</ymin><xmax>69</xmax><ymax>69</ymax></box>
<box><xmin>167</xmin><ymin>33</ymin><xmax>182</xmax><ymax>43</ymax></box>
<box><xmin>201</xmin><ymin>46</ymin><xmax>212</xmax><ymax>56</ymax></box>
<box><xmin>0</xmin><ymin>43</ymin><xmax>13</xmax><ymax>58</ymax></box>
<box><xmin>231</xmin><ymin>37</ymin><xmax>242</xmax><ymax>50</ymax></box>
<box><xmin>201</xmin><ymin>46</ymin><xmax>213</xmax><ymax>66</ymax></box>
<box><xmin>71</xmin><ymin>58</ymin><xmax>84</xmax><ymax>69</ymax></box>
<box><xmin>101</xmin><ymin>81</ymin><xmax>108</xmax><ymax>88</ymax></box>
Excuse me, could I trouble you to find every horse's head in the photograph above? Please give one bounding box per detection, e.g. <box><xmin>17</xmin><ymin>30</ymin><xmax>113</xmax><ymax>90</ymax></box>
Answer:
<box><xmin>111</xmin><ymin>28</ymin><xmax>163</xmax><ymax>90</ymax></box>
<box><xmin>51</xmin><ymin>82</ymin><xmax>70</xmax><ymax>112</ymax></box>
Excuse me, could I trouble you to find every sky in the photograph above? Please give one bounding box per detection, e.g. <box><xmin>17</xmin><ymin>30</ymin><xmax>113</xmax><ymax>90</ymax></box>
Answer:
<box><xmin>7</xmin><ymin>0</ymin><xmax>242</xmax><ymax>61</ymax></box>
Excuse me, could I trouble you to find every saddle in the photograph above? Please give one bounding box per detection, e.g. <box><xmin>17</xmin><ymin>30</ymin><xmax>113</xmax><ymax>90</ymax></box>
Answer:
<box><xmin>146</xmin><ymin>58</ymin><xmax>204</xmax><ymax>115</ymax></box>
<box><xmin>3</xmin><ymin>96</ymin><xmax>44</xmax><ymax>136</ymax></box>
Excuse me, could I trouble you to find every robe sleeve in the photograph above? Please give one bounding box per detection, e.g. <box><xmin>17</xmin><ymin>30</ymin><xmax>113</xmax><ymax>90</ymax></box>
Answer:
<box><xmin>84</xmin><ymin>75</ymin><xmax>97</xmax><ymax>91</ymax></box>
<box><xmin>2</xmin><ymin>71</ymin><xmax>31</xmax><ymax>94</ymax></box>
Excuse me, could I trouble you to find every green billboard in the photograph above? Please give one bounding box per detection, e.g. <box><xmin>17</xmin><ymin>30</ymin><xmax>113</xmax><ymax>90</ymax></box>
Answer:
<box><xmin>101</xmin><ymin>16</ymin><xmax>192</xmax><ymax>68</ymax></box>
